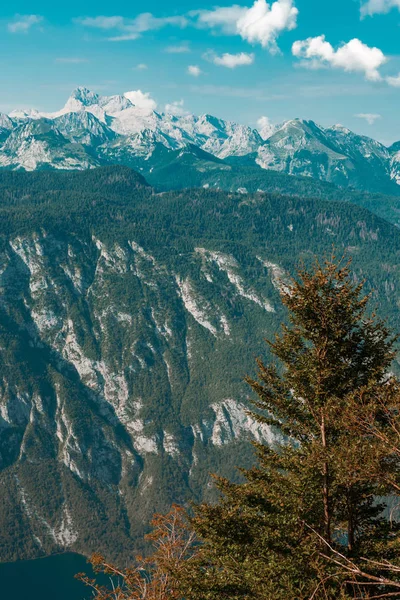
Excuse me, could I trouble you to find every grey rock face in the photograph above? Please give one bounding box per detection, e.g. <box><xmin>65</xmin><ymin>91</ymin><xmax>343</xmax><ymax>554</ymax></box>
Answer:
<box><xmin>0</xmin><ymin>228</ymin><xmax>279</xmax><ymax>562</ymax></box>
<box><xmin>1</xmin><ymin>89</ymin><xmax>400</xmax><ymax>196</ymax></box>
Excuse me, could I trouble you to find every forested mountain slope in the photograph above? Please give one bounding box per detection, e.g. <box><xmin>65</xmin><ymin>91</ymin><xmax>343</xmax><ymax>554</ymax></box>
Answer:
<box><xmin>1</xmin><ymin>166</ymin><xmax>400</xmax><ymax>563</ymax></box>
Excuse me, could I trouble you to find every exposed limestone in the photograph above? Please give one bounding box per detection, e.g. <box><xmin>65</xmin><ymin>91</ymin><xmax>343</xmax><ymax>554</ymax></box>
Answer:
<box><xmin>176</xmin><ymin>276</ymin><xmax>217</xmax><ymax>336</ymax></box>
<box><xmin>192</xmin><ymin>398</ymin><xmax>275</xmax><ymax>449</ymax></box>
<box><xmin>0</xmin><ymin>231</ymin><xmax>287</xmax><ymax>562</ymax></box>
<box><xmin>195</xmin><ymin>248</ymin><xmax>275</xmax><ymax>312</ymax></box>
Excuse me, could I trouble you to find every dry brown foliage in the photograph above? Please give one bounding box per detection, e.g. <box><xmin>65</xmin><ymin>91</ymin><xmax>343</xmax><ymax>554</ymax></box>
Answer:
<box><xmin>77</xmin><ymin>505</ymin><xmax>198</xmax><ymax>600</ymax></box>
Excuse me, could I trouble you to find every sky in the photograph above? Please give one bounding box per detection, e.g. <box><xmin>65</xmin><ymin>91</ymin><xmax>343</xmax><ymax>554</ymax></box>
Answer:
<box><xmin>1</xmin><ymin>0</ymin><xmax>400</xmax><ymax>144</ymax></box>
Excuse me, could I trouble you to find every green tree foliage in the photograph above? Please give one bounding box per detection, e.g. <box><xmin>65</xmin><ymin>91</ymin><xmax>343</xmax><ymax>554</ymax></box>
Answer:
<box><xmin>178</xmin><ymin>257</ymin><xmax>400</xmax><ymax>599</ymax></box>
<box><xmin>4</xmin><ymin>167</ymin><xmax>400</xmax><ymax>564</ymax></box>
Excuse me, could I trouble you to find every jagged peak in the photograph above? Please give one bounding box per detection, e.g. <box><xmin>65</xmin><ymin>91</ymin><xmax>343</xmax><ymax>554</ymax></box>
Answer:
<box><xmin>280</xmin><ymin>118</ymin><xmax>317</xmax><ymax>130</ymax></box>
<box><xmin>176</xmin><ymin>143</ymin><xmax>224</xmax><ymax>162</ymax></box>
<box><xmin>14</xmin><ymin>117</ymin><xmax>58</xmax><ymax>132</ymax></box>
<box><xmin>198</xmin><ymin>114</ymin><xmax>227</xmax><ymax>128</ymax></box>
<box><xmin>55</xmin><ymin>109</ymin><xmax>102</xmax><ymax>124</ymax></box>
<box><xmin>99</xmin><ymin>94</ymin><xmax>133</xmax><ymax>114</ymax></box>
<box><xmin>68</xmin><ymin>87</ymin><xmax>99</xmax><ymax>106</ymax></box>
<box><xmin>269</xmin><ymin>118</ymin><xmax>323</xmax><ymax>138</ymax></box>
<box><xmin>0</xmin><ymin>113</ymin><xmax>15</xmax><ymax>129</ymax></box>
<box><xmin>9</xmin><ymin>108</ymin><xmax>42</xmax><ymax>120</ymax></box>
<box><xmin>328</xmin><ymin>124</ymin><xmax>351</xmax><ymax>134</ymax></box>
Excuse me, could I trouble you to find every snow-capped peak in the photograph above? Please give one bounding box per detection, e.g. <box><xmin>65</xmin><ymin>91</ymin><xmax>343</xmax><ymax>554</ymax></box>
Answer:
<box><xmin>68</xmin><ymin>87</ymin><xmax>100</xmax><ymax>107</ymax></box>
<box><xmin>2</xmin><ymin>85</ymin><xmax>400</xmax><ymax>194</ymax></box>
<box><xmin>63</xmin><ymin>91</ymin><xmax>95</xmax><ymax>114</ymax></box>
<box><xmin>98</xmin><ymin>94</ymin><xmax>133</xmax><ymax>115</ymax></box>
<box><xmin>329</xmin><ymin>124</ymin><xmax>351</xmax><ymax>134</ymax></box>
<box><xmin>9</xmin><ymin>108</ymin><xmax>43</xmax><ymax>120</ymax></box>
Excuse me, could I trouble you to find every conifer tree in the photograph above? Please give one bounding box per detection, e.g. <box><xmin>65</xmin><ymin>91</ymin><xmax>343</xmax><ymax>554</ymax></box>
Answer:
<box><xmin>179</xmin><ymin>257</ymin><xmax>399</xmax><ymax>599</ymax></box>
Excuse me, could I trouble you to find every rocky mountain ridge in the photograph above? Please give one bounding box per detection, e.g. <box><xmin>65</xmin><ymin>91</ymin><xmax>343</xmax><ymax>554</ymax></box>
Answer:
<box><xmin>2</xmin><ymin>87</ymin><xmax>400</xmax><ymax>195</ymax></box>
<box><xmin>1</xmin><ymin>167</ymin><xmax>400</xmax><ymax>563</ymax></box>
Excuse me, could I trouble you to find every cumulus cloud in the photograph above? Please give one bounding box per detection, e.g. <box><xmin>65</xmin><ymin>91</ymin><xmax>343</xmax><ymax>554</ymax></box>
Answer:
<box><xmin>355</xmin><ymin>113</ymin><xmax>382</xmax><ymax>125</ymax></box>
<box><xmin>8</xmin><ymin>14</ymin><xmax>43</xmax><ymax>33</ymax></box>
<box><xmin>123</xmin><ymin>90</ymin><xmax>157</xmax><ymax>112</ymax></box>
<box><xmin>164</xmin><ymin>100</ymin><xmax>189</xmax><ymax>116</ymax></box>
<box><xmin>204</xmin><ymin>51</ymin><xmax>255</xmax><ymax>68</ymax></box>
<box><xmin>237</xmin><ymin>0</ymin><xmax>298</xmax><ymax>50</ymax></box>
<box><xmin>361</xmin><ymin>0</ymin><xmax>400</xmax><ymax>16</ymax></box>
<box><xmin>194</xmin><ymin>0</ymin><xmax>298</xmax><ymax>52</ymax></box>
<box><xmin>187</xmin><ymin>65</ymin><xmax>202</xmax><ymax>76</ymax></box>
<box><xmin>292</xmin><ymin>35</ymin><xmax>388</xmax><ymax>81</ymax></box>
<box><xmin>257</xmin><ymin>116</ymin><xmax>276</xmax><ymax>138</ymax></box>
<box><xmin>134</xmin><ymin>63</ymin><xmax>148</xmax><ymax>70</ymax></box>
<box><xmin>76</xmin><ymin>13</ymin><xmax>187</xmax><ymax>41</ymax></box>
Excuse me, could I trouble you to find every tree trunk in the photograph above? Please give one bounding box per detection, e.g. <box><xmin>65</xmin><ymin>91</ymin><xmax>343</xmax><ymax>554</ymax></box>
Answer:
<box><xmin>321</xmin><ymin>411</ymin><xmax>331</xmax><ymax>544</ymax></box>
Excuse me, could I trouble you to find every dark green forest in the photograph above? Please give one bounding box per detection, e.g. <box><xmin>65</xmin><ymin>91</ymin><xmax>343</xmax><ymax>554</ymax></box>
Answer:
<box><xmin>1</xmin><ymin>165</ymin><xmax>400</xmax><ymax>566</ymax></box>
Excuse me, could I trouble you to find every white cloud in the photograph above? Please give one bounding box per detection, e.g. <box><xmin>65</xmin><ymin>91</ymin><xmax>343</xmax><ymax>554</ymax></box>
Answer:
<box><xmin>237</xmin><ymin>0</ymin><xmax>298</xmax><ymax>51</ymax></box>
<box><xmin>77</xmin><ymin>3</ymin><xmax>296</xmax><ymax>49</ymax></box>
<box><xmin>134</xmin><ymin>63</ymin><xmax>148</xmax><ymax>70</ymax></box>
<box><xmin>108</xmin><ymin>34</ymin><xmax>140</xmax><ymax>41</ymax></box>
<box><xmin>361</xmin><ymin>0</ymin><xmax>400</xmax><ymax>17</ymax></box>
<box><xmin>76</xmin><ymin>16</ymin><xmax>125</xmax><ymax>29</ymax></box>
<box><xmin>166</xmin><ymin>43</ymin><xmax>190</xmax><ymax>53</ymax></box>
<box><xmin>164</xmin><ymin>99</ymin><xmax>189</xmax><ymax>116</ymax></box>
<box><xmin>123</xmin><ymin>90</ymin><xmax>157</xmax><ymax>112</ymax></box>
<box><xmin>131</xmin><ymin>13</ymin><xmax>188</xmax><ymax>33</ymax></box>
<box><xmin>8</xmin><ymin>14</ymin><xmax>43</xmax><ymax>33</ymax></box>
<box><xmin>355</xmin><ymin>113</ymin><xmax>382</xmax><ymax>125</ymax></box>
<box><xmin>76</xmin><ymin>13</ymin><xmax>187</xmax><ymax>41</ymax></box>
<box><xmin>292</xmin><ymin>35</ymin><xmax>388</xmax><ymax>81</ymax></box>
<box><xmin>204</xmin><ymin>51</ymin><xmax>255</xmax><ymax>68</ymax></box>
<box><xmin>195</xmin><ymin>0</ymin><xmax>298</xmax><ymax>52</ymax></box>
<box><xmin>193</xmin><ymin>5</ymin><xmax>247</xmax><ymax>34</ymax></box>
<box><xmin>257</xmin><ymin>115</ymin><xmax>276</xmax><ymax>138</ymax></box>
<box><xmin>187</xmin><ymin>65</ymin><xmax>202</xmax><ymax>76</ymax></box>
<box><xmin>386</xmin><ymin>73</ymin><xmax>400</xmax><ymax>86</ymax></box>
<box><xmin>257</xmin><ymin>116</ymin><xmax>271</xmax><ymax>129</ymax></box>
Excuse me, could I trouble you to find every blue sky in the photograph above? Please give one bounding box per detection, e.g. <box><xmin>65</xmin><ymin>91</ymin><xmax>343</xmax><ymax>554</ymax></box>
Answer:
<box><xmin>2</xmin><ymin>0</ymin><xmax>400</xmax><ymax>144</ymax></box>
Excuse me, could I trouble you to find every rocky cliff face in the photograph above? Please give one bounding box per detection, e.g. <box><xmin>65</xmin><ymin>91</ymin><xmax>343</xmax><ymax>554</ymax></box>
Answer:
<box><xmin>2</xmin><ymin>87</ymin><xmax>400</xmax><ymax>196</ymax></box>
<box><xmin>256</xmin><ymin>120</ymin><xmax>393</xmax><ymax>193</ymax></box>
<box><xmin>0</xmin><ymin>227</ymin><xmax>279</xmax><ymax>562</ymax></box>
<box><xmin>2</xmin><ymin>167</ymin><xmax>400</xmax><ymax>563</ymax></box>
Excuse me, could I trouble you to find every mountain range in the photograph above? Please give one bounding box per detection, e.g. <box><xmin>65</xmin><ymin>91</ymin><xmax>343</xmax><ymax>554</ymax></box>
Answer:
<box><xmin>2</xmin><ymin>86</ymin><xmax>400</xmax><ymax>197</ymax></box>
<box><xmin>4</xmin><ymin>86</ymin><xmax>400</xmax><ymax>567</ymax></box>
